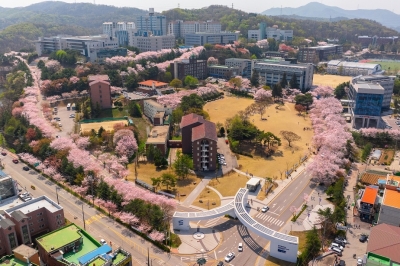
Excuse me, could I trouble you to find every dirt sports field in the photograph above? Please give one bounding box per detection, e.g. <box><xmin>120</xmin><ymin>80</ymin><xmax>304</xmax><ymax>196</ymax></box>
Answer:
<box><xmin>205</xmin><ymin>97</ymin><xmax>313</xmax><ymax>179</ymax></box>
<box><xmin>313</xmin><ymin>74</ymin><xmax>351</xmax><ymax>87</ymax></box>
<box><xmin>80</xmin><ymin>120</ymin><xmax>128</xmax><ymax>133</ymax></box>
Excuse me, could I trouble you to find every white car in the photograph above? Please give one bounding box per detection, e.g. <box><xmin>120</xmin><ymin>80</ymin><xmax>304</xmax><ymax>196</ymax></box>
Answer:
<box><xmin>69</xmin><ymin>114</ymin><xmax>75</xmax><ymax>118</ymax></box>
<box><xmin>238</xmin><ymin>243</ymin><xmax>243</xmax><ymax>252</ymax></box>
<box><xmin>330</xmin><ymin>242</ymin><xmax>344</xmax><ymax>251</ymax></box>
<box><xmin>261</xmin><ymin>206</ymin><xmax>269</xmax><ymax>213</ymax></box>
<box><xmin>100</xmin><ymin>239</ymin><xmax>107</xmax><ymax>245</ymax></box>
<box><xmin>224</xmin><ymin>252</ymin><xmax>235</xmax><ymax>262</ymax></box>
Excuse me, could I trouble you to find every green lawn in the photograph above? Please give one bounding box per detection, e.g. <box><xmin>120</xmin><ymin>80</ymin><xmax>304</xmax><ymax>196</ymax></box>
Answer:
<box><xmin>98</xmin><ymin>107</ymin><xmax>129</xmax><ymax>118</ymax></box>
<box><xmin>37</xmin><ymin>224</ymin><xmax>82</xmax><ymax>252</ymax></box>
<box><xmin>369</xmin><ymin>61</ymin><xmax>400</xmax><ymax>74</ymax></box>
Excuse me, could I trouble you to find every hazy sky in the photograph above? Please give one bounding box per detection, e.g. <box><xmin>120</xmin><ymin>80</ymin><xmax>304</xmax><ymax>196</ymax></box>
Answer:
<box><xmin>2</xmin><ymin>0</ymin><xmax>400</xmax><ymax>14</ymax></box>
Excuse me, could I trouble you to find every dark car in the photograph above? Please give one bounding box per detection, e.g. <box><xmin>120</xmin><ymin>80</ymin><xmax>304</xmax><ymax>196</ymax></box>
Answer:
<box><xmin>217</xmin><ymin>261</ymin><xmax>224</xmax><ymax>266</ymax></box>
<box><xmin>1</xmin><ymin>151</ymin><xmax>6</xmax><ymax>156</ymax></box>
<box><xmin>22</xmin><ymin>166</ymin><xmax>30</xmax><ymax>171</ymax></box>
<box><xmin>335</xmin><ymin>236</ymin><xmax>347</xmax><ymax>244</ymax></box>
<box><xmin>359</xmin><ymin>234</ymin><xmax>368</xmax><ymax>243</ymax></box>
<box><xmin>337</xmin><ymin>260</ymin><xmax>346</xmax><ymax>266</ymax></box>
<box><xmin>12</xmin><ymin>159</ymin><xmax>19</xmax><ymax>164</ymax></box>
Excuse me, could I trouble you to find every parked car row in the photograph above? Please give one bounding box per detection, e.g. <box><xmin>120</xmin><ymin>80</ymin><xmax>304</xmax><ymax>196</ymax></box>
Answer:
<box><xmin>217</xmin><ymin>153</ymin><xmax>227</xmax><ymax>166</ymax></box>
<box><xmin>19</xmin><ymin>192</ymin><xmax>33</xmax><ymax>202</ymax></box>
<box><xmin>329</xmin><ymin>236</ymin><xmax>347</xmax><ymax>256</ymax></box>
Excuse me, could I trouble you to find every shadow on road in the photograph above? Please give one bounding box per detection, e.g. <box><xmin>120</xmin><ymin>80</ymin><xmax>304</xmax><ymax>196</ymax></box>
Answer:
<box><xmin>237</xmin><ymin>224</ymin><xmax>269</xmax><ymax>259</ymax></box>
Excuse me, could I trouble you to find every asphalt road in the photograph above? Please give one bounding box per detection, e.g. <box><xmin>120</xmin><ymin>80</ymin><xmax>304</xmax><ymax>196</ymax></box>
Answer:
<box><xmin>0</xmin><ymin>153</ymin><xmax>185</xmax><ymax>266</ymax></box>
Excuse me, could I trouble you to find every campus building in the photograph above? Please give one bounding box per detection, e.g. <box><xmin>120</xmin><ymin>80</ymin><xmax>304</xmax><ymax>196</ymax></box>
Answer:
<box><xmin>347</xmin><ymin>78</ymin><xmax>384</xmax><ymax>129</ymax></box>
<box><xmin>248</xmin><ymin>22</ymin><xmax>293</xmax><ymax>42</ymax></box>
<box><xmin>143</xmin><ymin>99</ymin><xmax>172</xmax><ymax>125</ymax></box>
<box><xmin>184</xmin><ymin>32</ymin><xmax>239</xmax><ymax>46</ymax></box>
<box><xmin>180</xmin><ymin>114</ymin><xmax>217</xmax><ymax>171</ymax></box>
<box><xmin>298</xmin><ymin>45</ymin><xmax>343</xmax><ymax>63</ymax></box>
<box><xmin>225</xmin><ymin>58</ymin><xmax>252</xmax><ymax>78</ymax></box>
<box><xmin>36</xmin><ymin>223</ymin><xmax>132</xmax><ymax>266</ymax></box>
<box><xmin>0</xmin><ymin>245</ymin><xmax>40</xmax><ymax>266</ymax></box>
<box><xmin>207</xmin><ymin>65</ymin><xmax>240</xmax><ymax>79</ymax></box>
<box><xmin>358</xmin><ymin>186</ymin><xmax>379</xmax><ymax>221</ymax></box>
<box><xmin>251</xmin><ymin>59</ymin><xmax>314</xmax><ymax>91</ymax></box>
<box><xmin>145</xmin><ymin>126</ymin><xmax>170</xmax><ymax>156</ymax></box>
<box><xmin>137</xmin><ymin>80</ymin><xmax>173</xmax><ymax>96</ymax></box>
<box><xmin>366</xmin><ymin>224</ymin><xmax>400</xmax><ymax>265</ymax></box>
<box><xmin>378</xmin><ymin>175</ymin><xmax>400</xmax><ymax>226</ymax></box>
<box><xmin>136</xmin><ymin>8</ymin><xmax>167</xmax><ymax>36</ymax></box>
<box><xmin>168</xmin><ymin>20</ymin><xmax>222</xmax><ymax>38</ymax></box>
<box><xmin>358</xmin><ymin>35</ymin><xmax>399</xmax><ymax>47</ymax></box>
<box><xmin>129</xmin><ymin>34</ymin><xmax>175</xmax><ymax>52</ymax></box>
<box><xmin>88</xmin><ymin>75</ymin><xmax>112</xmax><ymax>109</ymax></box>
<box><xmin>102</xmin><ymin>22</ymin><xmax>136</xmax><ymax>46</ymax></box>
<box><xmin>170</xmin><ymin>55</ymin><xmax>207</xmax><ymax>80</ymax></box>
<box><xmin>35</xmin><ymin>35</ymin><xmax>125</xmax><ymax>62</ymax></box>
<box><xmin>327</xmin><ymin>61</ymin><xmax>384</xmax><ymax>76</ymax></box>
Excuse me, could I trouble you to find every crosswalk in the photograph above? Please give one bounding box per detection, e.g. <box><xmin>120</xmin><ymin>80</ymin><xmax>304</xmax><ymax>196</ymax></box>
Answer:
<box><xmin>85</xmin><ymin>214</ymin><xmax>105</xmax><ymax>225</ymax></box>
<box><xmin>203</xmin><ymin>217</ymin><xmax>220</xmax><ymax>228</ymax></box>
<box><xmin>254</xmin><ymin>213</ymin><xmax>285</xmax><ymax>227</ymax></box>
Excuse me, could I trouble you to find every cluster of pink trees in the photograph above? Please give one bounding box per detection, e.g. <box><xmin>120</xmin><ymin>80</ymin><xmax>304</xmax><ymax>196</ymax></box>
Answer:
<box><xmin>307</xmin><ymin>97</ymin><xmax>352</xmax><ymax>184</ymax></box>
<box><xmin>311</xmin><ymin>86</ymin><xmax>334</xmax><ymax>98</ymax></box>
<box><xmin>157</xmin><ymin>85</ymin><xmax>219</xmax><ymax>108</ymax></box>
<box><xmin>359</xmin><ymin>128</ymin><xmax>400</xmax><ymax>140</ymax></box>
<box><xmin>254</xmin><ymin>88</ymin><xmax>272</xmax><ymax>100</ymax></box>
<box><xmin>279</xmin><ymin>43</ymin><xmax>295</xmax><ymax>53</ymax></box>
<box><xmin>113</xmin><ymin>129</ymin><xmax>138</xmax><ymax>158</ymax></box>
<box><xmin>207</xmin><ymin>57</ymin><xmax>218</xmax><ymax>65</ymax></box>
<box><xmin>111</xmin><ymin>86</ymin><xmax>123</xmax><ymax>94</ymax></box>
<box><xmin>69</xmin><ymin>76</ymin><xmax>80</xmax><ymax>84</ymax></box>
<box><xmin>256</xmin><ymin>39</ymin><xmax>269</xmax><ymax>49</ymax></box>
<box><xmin>45</xmin><ymin>60</ymin><xmax>61</xmax><ymax>72</ymax></box>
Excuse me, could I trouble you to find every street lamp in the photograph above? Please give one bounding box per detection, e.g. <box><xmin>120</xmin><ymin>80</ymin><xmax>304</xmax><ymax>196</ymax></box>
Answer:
<box><xmin>55</xmin><ymin>187</ymin><xmax>61</xmax><ymax>205</ymax></box>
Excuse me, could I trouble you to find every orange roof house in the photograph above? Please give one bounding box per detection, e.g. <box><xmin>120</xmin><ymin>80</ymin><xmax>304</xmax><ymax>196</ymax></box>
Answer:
<box><xmin>361</xmin><ymin>186</ymin><xmax>379</xmax><ymax>205</ymax></box>
<box><xmin>138</xmin><ymin>80</ymin><xmax>168</xmax><ymax>88</ymax></box>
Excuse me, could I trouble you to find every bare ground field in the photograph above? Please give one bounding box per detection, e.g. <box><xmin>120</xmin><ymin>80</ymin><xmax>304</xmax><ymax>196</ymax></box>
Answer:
<box><xmin>208</xmin><ymin>172</ymin><xmax>250</xmax><ymax>197</ymax></box>
<box><xmin>313</xmin><ymin>74</ymin><xmax>351</xmax><ymax>87</ymax></box>
<box><xmin>80</xmin><ymin>120</ymin><xmax>128</xmax><ymax>133</ymax></box>
<box><xmin>192</xmin><ymin>187</ymin><xmax>221</xmax><ymax>209</ymax></box>
<box><xmin>206</xmin><ymin>98</ymin><xmax>313</xmax><ymax>179</ymax></box>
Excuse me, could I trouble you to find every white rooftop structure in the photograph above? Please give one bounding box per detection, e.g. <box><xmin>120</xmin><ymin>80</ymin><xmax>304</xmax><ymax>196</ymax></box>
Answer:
<box><xmin>3</xmin><ymin>195</ymin><xmax>62</xmax><ymax>214</ymax></box>
<box><xmin>327</xmin><ymin>60</ymin><xmax>384</xmax><ymax>76</ymax></box>
<box><xmin>352</xmin><ymin>82</ymin><xmax>384</xmax><ymax>94</ymax></box>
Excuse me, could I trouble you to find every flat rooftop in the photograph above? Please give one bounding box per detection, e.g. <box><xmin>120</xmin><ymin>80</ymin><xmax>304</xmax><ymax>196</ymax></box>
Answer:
<box><xmin>352</xmin><ymin>83</ymin><xmax>384</xmax><ymax>94</ymax></box>
<box><xmin>383</xmin><ymin>189</ymin><xmax>400</xmax><ymax>209</ymax></box>
<box><xmin>5</xmin><ymin>195</ymin><xmax>61</xmax><ymax>215</ymax></box>
<box><xmin>37</xmin><ymin>224</ymin><xmax>83</xmax><ymax>253</ymax></box>
<box><xmin>146</xmin><ymin>126</ymin><xmax>169</xmax><ymax>144</ymax></box>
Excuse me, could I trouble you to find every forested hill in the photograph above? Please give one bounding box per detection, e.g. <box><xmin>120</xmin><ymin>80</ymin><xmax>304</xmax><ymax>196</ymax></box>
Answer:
<box><xmin>0</xmin><ymin>1</ymin><xmax>147</xmax><ymax>30</ymax></box>
<box><xmin>163</xmin><ymin>5</ymin><xmax>399</xmax><ymax>43</ymax></box>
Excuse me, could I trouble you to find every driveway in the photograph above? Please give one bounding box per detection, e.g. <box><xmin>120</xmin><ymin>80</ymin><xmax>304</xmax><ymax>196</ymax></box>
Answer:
<box><xmin>217</xmin><ymin>138</ymin><xmax>238</xmax><ymax>174</ymax></box>
<box><xmin>52</xmin><ymin>102</ymin><xmax>77</xmax><ymax>138</ymax></box>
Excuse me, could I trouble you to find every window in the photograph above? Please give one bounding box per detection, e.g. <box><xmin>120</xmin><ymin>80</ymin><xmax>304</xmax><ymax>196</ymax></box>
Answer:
<box><xmin>99</xmin><ymin>85</ymin><xmax>101</xmax><ymax>89</ymax></box>
<box><xmin>56</xmin><ymin>214</ymin><xmax>62</xmax><ymax>219</ymax></box>
<box><xmin>28</xmin><ymin>216</ymin><xmax>32</xmax><ymax>220</ymax></box>
<box><xmin>37</xmin><ymin>212</ymin><xmax>43</xmax><ymax>216</ymax></box>
<box><xmin>8</xmin><ymin>233</ymin><xmax>17</xmax><ymax>249</ymax></box>
<box><xmin>22</xmin><ymin>225</ymin><xmax>30</xmax><ymax>244</ymax></box>
<box><xmin>29</xmin><ymin>223</ymin><xmax>33</xmax><ymax>226</ymax></box>
<box><xmin>38</xmin><ymin>218</ymin><xmax>44</xmax><ymax>222</ymax></box>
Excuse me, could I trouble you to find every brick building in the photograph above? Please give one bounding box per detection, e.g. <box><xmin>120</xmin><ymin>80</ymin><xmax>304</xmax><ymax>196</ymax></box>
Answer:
<box><xmin>170</xmin><ymin>55</ymin><xmax>207</xmax><ymax>80</ymax></box>
<box><xmin>298</xmin><ymin>45</ymin><xmax>343</xmax><ymax>63</ymax></box>
<box><xmin>0</xmin><ymin>195</ymin><xmax>64</xmax><ymax>257</ymax></box>
<box><xmin>180</xmin><ymin>114</ymin><xmax>217</xmax><ymax>171</ymax></box>
<box><xmin>88</xmin><ymin>75</ymin><xmax>112</xmax><ymax>109</ymax></box>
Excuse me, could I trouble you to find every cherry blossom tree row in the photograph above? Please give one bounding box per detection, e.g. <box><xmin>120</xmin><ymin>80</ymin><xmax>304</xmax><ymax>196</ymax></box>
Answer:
<box><xmin>157</xmin><ymin>85</ymin><xmax>219</xmax><ymax>108</ymax></box>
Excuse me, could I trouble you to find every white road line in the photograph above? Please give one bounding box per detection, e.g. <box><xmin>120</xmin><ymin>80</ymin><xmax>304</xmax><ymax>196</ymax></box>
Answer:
<box><xmin>268</xmin><ymin>211</ymin><xmax>279</xmax><ymax>215</ymax></box>
<box><xmin>289</xmin><ymin>192</ymin><xmax>293</xmax><ymax>196</ymax></box>
<box><xmin>214</xmin><ymin>250</ymin><xmax>217</xmax><ymax>259</ymax></box>
<box><xmin>278</xmin><ymin>221</ymin><xmax>284</xmax><ymax>227</ymax></box>
<box><xmin>283</xmin><ymin>199</ymin><xmax>286</xmax><ymax>203</ymax></box>
<box><xmin>266</xmin><ymin>216</ymin><xmax>272</xmax><ymax>222</ymax></box>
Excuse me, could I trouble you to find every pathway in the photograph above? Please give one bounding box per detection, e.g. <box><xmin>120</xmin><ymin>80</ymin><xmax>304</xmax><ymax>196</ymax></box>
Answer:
<box><xmin>181</xmin><ymin>175</ymin><xmax>214</xmax><ymax>207</ymax></box>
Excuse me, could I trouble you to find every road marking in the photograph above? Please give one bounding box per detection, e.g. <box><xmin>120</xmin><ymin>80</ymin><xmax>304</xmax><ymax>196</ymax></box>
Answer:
<box><xmin>268</xmin><ymin>211</ymin><xmax>279</xmax><ymax>215</ymax></box>
<box><xmin>283</xmin><ymin>199</ymin><xmax>286</xmax><ymax>203</ymax></box>
<box><xmin>289</xmin><ymin>192</ymin><xmax>293</xmax><ymax>196</ymax></box>
<box><xmin>214</xmin><ymin>250</ymin><xmax>217</xmax><ymax>259</ymax></box>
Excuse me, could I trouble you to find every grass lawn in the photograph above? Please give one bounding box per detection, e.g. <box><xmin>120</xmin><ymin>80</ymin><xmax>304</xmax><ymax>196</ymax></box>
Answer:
<box><xmin>369</xmin><ymin>61</ymin><xmax>400</xmax><ymax>74</ymax></box>
<box><xmin>206</xmin><ymin>98</ymin><xmax>313</xmax><ymax>179</ymax></box>
<box><xmin>98</xmin><ymin>107</ymin><xmax>129</xmax><ymax>118</ymax></box>
<box><xmin>126</xmin><ymin>162</ymin><xmax>200</xmax><ymax>202</ymax></box>
<box><xmin>313</xmin><ymin>74</ymin><xmax>351</xmax><ymax>87</ymax></box>
<box><xmin>208</xmin><ymin>171</ymin><xmax>250</xmax><ymax>197</ymax></box>
<box><xmin>192</xmin><ymin>187</ymin><xmax>221</xmax><ymax>209</ymax></box>
<box><xmin>132</xmin><ymin>117</ymin><xmax>149</xmax><ymax>142</ymax></box>
<box><xmin>288</xmin><ymin>231</ymin><xmax>308</xmax><ymax>253</ymax></box>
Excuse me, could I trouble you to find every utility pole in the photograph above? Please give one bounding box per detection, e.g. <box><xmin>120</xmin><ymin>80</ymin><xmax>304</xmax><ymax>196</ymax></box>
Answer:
<box><xmin>56</xmin><ymin>187</ymin><xmax>59</xmax><ymax>205</ymax></box>
<box><xmin>82</xmin><ymin>204</ymin><xmax>86</xmax><ymax>230</ymax></box>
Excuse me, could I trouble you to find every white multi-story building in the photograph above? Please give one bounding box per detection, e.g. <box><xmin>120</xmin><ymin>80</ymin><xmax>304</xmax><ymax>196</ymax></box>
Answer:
<box><xmin>102</xmin><ymin>22</ymin><xmax>136</xmax><ymax>46</ymax></box>
<box><xmin>225</xmin><ymin>58</ymin><xmax>252</xmax><ymax>78</ymax></box>
<box><xmin>168</xmin><ymin>20</ymin><xmax>222</xmax><ymax>38</ymax></box>
<box><xmin>136</xmin><ymin>8</ymin><xmax>167</xmax><ymax>36</ymax></box>
<box><xmin>252</xmin><ymin>59</ymin><xmax>314</xmax><ymax>91</ymax></box>
<box><xmin>327</xmin><ymin>60</ymin><xmax>384</xmax><ymax>76</ymax></box>
<box><xmin>143</xmin><ymin>99</ymin><xmax>172</xmax><ymax>125</ymax></box>
<box><xmin>248</xmin><ymin>23</ymin><xmax>293</xmax><ymax>42</ymax></box>
<box><xmin>185</xmin><ymin>32</ymin><xmax>239</xmax><ymax>46</ymax></box>
<box><xmin>129</xmin><ymin>34</ymin><xmax>175</xmax><ymax>52</ymax></box>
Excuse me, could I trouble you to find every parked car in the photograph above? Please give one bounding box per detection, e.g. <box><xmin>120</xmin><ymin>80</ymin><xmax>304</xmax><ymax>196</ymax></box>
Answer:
<box><xmin>217</xmin><ymin>262</ymin><xmax>224</xmax><ymax>266</ymax></box>
<box><xmin>22</xmin><ymin>166</ymin><xmax>30</xmax><ymax>171</ymax></box>
<box><xmin>224</xmin><ymin>252</ymin><xmax>235</xmax><ymax>262</ymax></box>
<box><xmin>357</xmin><ymin>258</ymin><xmax>363</xmax><ymax>266</ymax></box>
<box><xmin>261</xmin><ymin>206</ymin><xmax>269</xmax><ymax>213</ymax></box>
<box><xmin>100</xmin><ymin>239</ymin><xmax>107</xmax><ymax>245</ymax></box>
<box><xmin>331</xmin><ymin>247</ymin><xmax>342</xmax><ymax>256</ymax></box>
<box><xmin>12</xmin><ymin>159</ymin><xmax>19</xmax><ymax>164</ymax></box>
<box><xmin>337</xmin><ymin>260</ymin><xmax>346</xmax><ymax>266</ymax></box>
<box><xmin>334</xmin><ymin>239</ymin><xmax>346</xmax><ymax>247</ymax></box>
<box><xmin>238</xmin><ymin>243</ymin><xmax>243</xmax><ymax>252</ymax></box>
<box><xmin>330</xmin><ymin>242</ymin><xmax>344</xmax><ymax>251</ymax></box>
<box><xmin>359</xmin><ymin>234</ymin><xmax>368</xmax><ymax>243</ymax></box>
<box><xmin>1</xmin><ymin>151</ymin><xmax>6</xmax><ymax>156</ymax></box>
<box><xmin>69</xmin><ymin>114</ymin><xmax>75</xmax><ymax>118</ymax></box>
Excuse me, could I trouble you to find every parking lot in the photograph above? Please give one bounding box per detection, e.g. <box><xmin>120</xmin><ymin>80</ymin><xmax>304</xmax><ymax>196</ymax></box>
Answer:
<box><xmin>52</xmin><ymin>103</ymin><xmax>77</xmax><ymax>138</ymax></box>
<box><xmin>217</xmin><ymin>138</ymin><xmax>238</xmax><ymax>174</ymax></box>
<box><xmin>382</xmin><ymin>115</ymin><xmax>400</xmax><ymax>129</ymax></box>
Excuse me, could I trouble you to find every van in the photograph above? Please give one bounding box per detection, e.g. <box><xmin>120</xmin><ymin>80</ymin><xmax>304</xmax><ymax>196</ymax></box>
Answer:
<box><xmin>67</xmin><ymin>103</ymin><xmax>71</xmax><ymax>110</ymax></box>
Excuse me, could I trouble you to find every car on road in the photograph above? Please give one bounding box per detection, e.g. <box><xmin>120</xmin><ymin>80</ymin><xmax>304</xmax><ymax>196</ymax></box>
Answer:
<box><xmin>69</xmin><ymin>114</ymin><xmax>75</xmax><ymax>118</ymax></box>
<box><xmin>224</xmin><ymin>252</ymin><xmax>235</xmax><ymax>262</ymax></box>
<box><xmin>261</xmin><ymin>206</ymin><xmax>269</xmax><ymax>213</ymax></box>
<box><xmin>100</xmin><ymin>239</ymin><xmax>107</xmax><ymax>245</ymax></box>
<box><xmin>217</xmin><ymin>261</ymin><xmax>224</xmax><ymax>266</ymax></box>
<box><xmin>22</xmin><ymin>166</ymin><xmax>30</xmax><ymax>171</ymax></box>
<box><xmin>238</xmin><ymin>243</ymin><xmax>243</xmax><ymax>252</ymax></box>
<box><xmin>54</xmin><ymin>117</ymin><xmax>60</xmax><ymax>121</ymax></box>
<box><xmin>330</xmin><ymin>246</ymin><xmax>342</xmax><ymax>256</ymax></box>
<box><xmin>1</xmin><ymin>151</ymin><xmax>6</xmax><ymax>156</ymax></box>
<box><xmin>359</xmin><ymin>234</ymin><xmax>368</xmax><ymax>243</ymax></box>
<box><xmin>12</xmin><ymin>159</ymin><xmax>19</xmax><ymax>164</ymax></box>
<box><xmin>334</xmin><ymin>239</ymin><xmax>346</xmax><ymax>247</ymax></box>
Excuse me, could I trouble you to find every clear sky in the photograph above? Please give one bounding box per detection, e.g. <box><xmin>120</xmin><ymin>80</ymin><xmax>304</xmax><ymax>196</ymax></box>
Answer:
<box><xmin>2</xmin><ymin>0</ymin><xmax>400</xmax><ymax>14</ymax></box>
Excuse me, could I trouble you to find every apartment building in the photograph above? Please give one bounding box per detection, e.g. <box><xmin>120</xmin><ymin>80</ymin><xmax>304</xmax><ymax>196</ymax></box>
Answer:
<box><xmin>359</xmin><ymin>186</ymin><xmax>379</xmax><ymax>221</ymax></box>
<box><xmin>225</xmin><ymin>58</ymin><xmax>252</xmax><ymax>78</ymax></box>
<box><xmin>180</xmin><ymin>113</ymin><xmax>217</xmax><ymax>171</ymax></box>
<box><xmin>248</xmin><ymin>22</ymin><xmax>293</xmax><ymax>42</ymax></box>
<box><xmin>185</xmin><ymin>32</ymin><xmax>239</xmax><ymax>46</ymax></box>
<box><xmin>136</xmin><ymin>8</ymin><xmax>167</xmax><ymax>37</ymax></box>
<box><xmin>36</xmin><ymin>223</ymin><xmax>132</xmax><ymax>266</ymax></box>
<box><xmin>88</xmin><ymin>75</ymin><xmax>112</xmax><ymax>109</ymax></box>
<box><xmin>327</xmin><ymin>60</ymin><xmax>384</xmax><ymax>76</ymax></box>
<box><xmin>130</xmin><ymin>34</ymin><xmax>175</xmax><ymax>52</ymax></box>
<box><xmin>103</xmin><ymin>22</ymin><xmax>136</xmax><ymax>46</ymax></box>
<box><xmin>252</xmin><ymin>59</ymin><xmax>314</xmax><ymax>91</ymax></box>
<box><xmin>35</xmin><ymin>35</ymin><xmax>122</xmax><ymax>62</ymax></box>
<box><xmin>298</xmin><ymin>45</ymin><xmax>343</xmax><ymax>63</ymax></box>
<box><xmin>171</xmin><ymin>55</ymin><xmax>207</xmax><ymax>80</ymax></box>
<box><xmin>168</xmin><ymin>20</ymin><xmax>222</xmax><ymax>38</ymax></box>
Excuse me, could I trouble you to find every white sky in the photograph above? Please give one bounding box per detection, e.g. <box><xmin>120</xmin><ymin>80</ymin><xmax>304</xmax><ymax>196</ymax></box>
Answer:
<box><xmin>2</xmin><ymin>0</ymin><xmax>400</xmax><ymax>14</ymax></box>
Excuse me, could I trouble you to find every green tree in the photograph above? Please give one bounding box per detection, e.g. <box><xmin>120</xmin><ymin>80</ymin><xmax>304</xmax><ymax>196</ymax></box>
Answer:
<box><xmin>294</xmin><ymin>93</ymin><xmax>313</xmax><ymax>108</ymax></box>
<box><xmin>125</xmin><ymin>73</ymin><xmax>139</xmax><ymax>91</ymax></box>
<box><xmin>37</xmin><ymin>60</ymin><xmax>45</xmax><ymax>69</ymax></box>
<box><xmin>170</xmin><ymin>78</ymin><xmax>183</xmax><ymax>89</ymax></box>
<box><xmin>280</xmin><ymin>72</ymin><xmax>288</xmax><ymax>88</ymax></box>
<box><xmin>289</xmin><ymin>73</ymin><xmax>298</xmax><ymax>89</ymax></box>
<box><xmin>180</xmin><ymin>94</ymin><xmax>205</xmax><ymax>112</ymax></box>
<box><xmin>151</xmin><ymin>177</ymin><xmax>162</xmax><ymax>190</ymax></box>
<box><xmin>128</xmin><ymin>102</ymin><xmax>142</xmax><ymax>117</ymax></box>
<box><xmin>184</xmin><ymin>75</ymin><xmax>199</xmax><ymax>88</ymax></box>
<box><xmin>160</xmin><ymin>173</ymin><xmax>177</xmax><ymax>190</ymax></box>
<box><xmin>250</xmin><ymin>70</ymin><xmax>259</xmax><ymax>87</ymax></box>
<box><xmin>334</xmin><ymin>81</ymin><xmax>349</xmax><ymax>99</ymax></box>
<box><xmin>299</xmin><ymin>226</ymin><xmax>321</xmax><ymax>264</ymax></box>
<box><xmin>272</xmin><ymin>83</ymin><xmax>283</xmax><ymax>100</ymax></box>
<box><xmin>172</xmin><ymin>107</ymin><xmax>184</xmax><ymax>124</ymax></box>
<box><xmin>106</xmin><ymin>69</ymin><xmax>123</xmax><ymax>87</ymax></box>
<box><xmin>173</xmin><ymin>151</ymin><xmax>193</xmax><ymax>179</ymax></box>
<box><xmin>393</xmin><ymin>79</ymin><xmax>400</xmax><ymax>95</ymax></box>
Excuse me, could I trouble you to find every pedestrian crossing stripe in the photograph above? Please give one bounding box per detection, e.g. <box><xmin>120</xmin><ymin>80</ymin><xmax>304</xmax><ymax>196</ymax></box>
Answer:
<box><xmin>85</xmin><ymin>214</ymin><xmax>105</xmax><ymax>225</ymax></box>
<box><xmin>254</xmin><ymin>213</ymin><xmax>285</xmax><ymax>226</ymax></box>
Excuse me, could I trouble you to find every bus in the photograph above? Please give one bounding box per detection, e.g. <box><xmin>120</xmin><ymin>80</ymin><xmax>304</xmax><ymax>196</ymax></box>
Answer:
<box><xmin>67</xmin><ymin>103</ymin><xmax>71</xmax><ymax>110</ymax></box>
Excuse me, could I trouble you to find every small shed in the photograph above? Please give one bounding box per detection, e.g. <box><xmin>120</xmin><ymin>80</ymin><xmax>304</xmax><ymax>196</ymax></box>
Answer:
<box><xmin>371</xmin><ymin>149</ymin><xmax>382</xmax><ymax>160</ymax></box>
<box><xmin>246</xmin><ymin>178</ymin><xmax>261</xmax><ymax>192</ymax></box>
